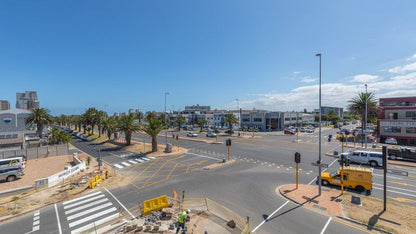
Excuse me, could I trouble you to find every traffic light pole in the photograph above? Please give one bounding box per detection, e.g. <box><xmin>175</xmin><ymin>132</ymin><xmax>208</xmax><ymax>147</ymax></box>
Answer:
<box><xmin>296</xmin><ymin>162</ymin><xmax>299</xmax><ymax>189</ymax></box>
<box><xmin>383</xmin><ymin>146</ymin><xmax>387</xmax><ymax>211</ymax></box>
<box><xmin>341</xmin><ymin>163</ymin><xmax>344</xmax><ymax>195</ymax></box>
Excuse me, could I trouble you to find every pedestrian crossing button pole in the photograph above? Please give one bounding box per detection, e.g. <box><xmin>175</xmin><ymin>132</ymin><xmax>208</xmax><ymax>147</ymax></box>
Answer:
<box><xmin>226</xmin><ymin>139</ymin><xmax>231</xmax><ymax>161</ymax></box>
<box><xmin>294</xmin><ymin>152</ymin><xmax>301</xmax><ymax>189</ymax></box>
<box><xmin>176</xmin><ymin>135</ymin><xmax>179</xmax><ymax>151</ymax></box>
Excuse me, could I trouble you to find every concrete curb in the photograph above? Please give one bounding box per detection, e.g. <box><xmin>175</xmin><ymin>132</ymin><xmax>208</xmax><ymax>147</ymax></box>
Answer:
<box><xmin>203</xmin><ymin>160</ymin><xmax>235</xmax><ymax>170</ymax></box>
<box><xmin>336</xmin><ymin>216</ymin><xmax>392</xmax><ymax>234</ymax></box>
<box><xmin>0</xmin><ymin>185</ymin><xmax>35</xmax><ymax>197</ymax></box>
<box><xmin>277</xmin><ymin>185</ymin><xmax>392</xmax><ymax>234</ymax></box>
<box><xmin>0</xmin><ymin>202</ymin><xmax>53</xmax><ymax>224</ymax></box>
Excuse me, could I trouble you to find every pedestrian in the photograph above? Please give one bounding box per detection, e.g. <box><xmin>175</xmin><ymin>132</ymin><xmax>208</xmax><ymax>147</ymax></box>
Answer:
<box><xmin>176</xmin><ymin>209</ymin><xmax>190</xmax><ymax>234</ymax></box>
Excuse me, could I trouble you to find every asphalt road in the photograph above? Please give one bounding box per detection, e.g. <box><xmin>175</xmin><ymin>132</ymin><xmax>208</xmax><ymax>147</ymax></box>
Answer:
<box><xmin>3</xmin><ymin>127</ymin><xmax>414</xmax><ymax>234</ymax></box>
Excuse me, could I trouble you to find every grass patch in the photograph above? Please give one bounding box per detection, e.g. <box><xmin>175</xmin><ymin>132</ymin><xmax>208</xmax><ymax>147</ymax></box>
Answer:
<box><xmin>342</xmin><ymin>192</ymin><xmax>416</xmax><ymax>233</ymax></box>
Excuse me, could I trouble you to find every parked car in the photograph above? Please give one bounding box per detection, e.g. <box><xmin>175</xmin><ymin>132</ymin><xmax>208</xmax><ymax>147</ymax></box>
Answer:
<box><xmin>206</xmin><ymin>132</ymin><xmax>217</xmax><ymax>137</ymax></box>
<box><xmin>385</xmin><ymin>137</ymin><xmax>398</xmax><ymax>145</ymax></box>
<box><xmin>187</xmin><ymin>132</ymin><xmax>198</xmax><ymax>137</ymax></box>
<box><xmin>340</xmin><ymin>129</ymin><xmax>350</xmax><ymax>135</ymax></box>
<box><xmin>341</xmin><ymin>150</ymin><xmax>383</xmax><ymax>167</ymax></box>
<box><xmin>299</xmin><ymin>127</ymin><xmax>306</xmax><ymax>132</ymax></box>
<box><xmin>284</xmin><ymin>129</ymin><xmax>296</xmax><ymax>134</ymax></box>
<box><xmin>388</xmin><ymin>147</ymin><xmax>416</xmax><ymax>161</ymax></box>
<box><xmin>225</xmin><ymin>130</ymin><xmax>234</xmax><ymax>134</ymax></box>
<box><xmin>0</xmin><ymin>166</ymin><xmax>24</xmax><ymax>182</ymax></box>
<box><xmin>306</xmin><ymin>128</ymin><xmax>314</xmax><ymax>133</ymax></box>
<box><xmin>334</xmin><ymin>123</ymin><xmax>342</xmax><ymax>128</ymax></box>
<box><xmin>320</xmin><ymin>166</ymin><xmax>372</xmax><ymax>192</ymax></box>
<box><xmin>352</xmin><ymin>120</ymin><xmax>358</xmax><ymax>124</ymax></box>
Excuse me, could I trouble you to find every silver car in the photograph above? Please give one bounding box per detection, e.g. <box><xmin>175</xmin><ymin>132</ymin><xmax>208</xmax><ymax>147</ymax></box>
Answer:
<box><xmin>0</xmin><ymin>166</ymin><xmax>24</xmax><ymax>182</ymax></box>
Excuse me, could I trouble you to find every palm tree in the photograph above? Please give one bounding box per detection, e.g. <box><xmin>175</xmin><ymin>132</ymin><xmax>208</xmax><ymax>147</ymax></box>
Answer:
<box><xmin>25</xmin><ymin>108</ymin><xmax>53</xmax><ymax>138</ymax></box>
<box><xmin>117</xmin><ymin>113</ymin><xmax>140</xmax><ymax>145</ymax></box>
<box><xmin>224</xmin><ymin>114</ymin><xmax>238</xmax><ymax>135</ymax></box>
<box><xmin>142</xmin><ymin>116</ymin><xmax>165</xmax><ymax>152</ymax></box>
<box><xmin>101</xmin><ymin>116</ymin><xmax>117</xmax><ymax>140</ymax></box>
<box><xmin>348</xmin><ymin>92</ymin><xmax>379</xmax><ymax>128</ymax></box>
<box><xmin>198</xmin><ymin>119</ymin><xmax>206</xmax><ymax>132</ymax></box>
<box><xmin>49</xmin><ymin>128</ymin><xmax>72</xmax><ymax>145</ymax></box>
<box><xmin>175</xmin><ymin>115</ymin><xmax>186</xmax><ymax>131</ymax></box>
<box><xmin>84</xmin><ymin>108</ymin><xmax>99</xmax><ymax>135</ymax></box>
<box><xmin>136</xmin><ymin>112</ymin><xmax>144</xmax><ymax>123</ymax></box>
<box><xmin>96</xmin><ymin>110</ymin><xmax>107</xmax><ymax>137</ymax></box>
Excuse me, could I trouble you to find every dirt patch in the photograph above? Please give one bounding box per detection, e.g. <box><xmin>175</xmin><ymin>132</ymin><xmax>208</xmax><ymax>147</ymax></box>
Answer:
<box><xmin>342</xmin><ymin>193</ymin><xmax>416</xmax><ymax>234</ymax></box>
<box><xmin>0</xmin><ymin>154</ymin><xmax>73</xmax><ymax>192</ymax></box>
<box><xmin>278</xmin><ymin>184</ymin><xmax>343</xmax><ymax>217</ymax></box>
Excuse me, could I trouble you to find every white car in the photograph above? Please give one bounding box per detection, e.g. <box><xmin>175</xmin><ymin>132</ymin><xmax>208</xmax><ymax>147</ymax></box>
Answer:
<box><xmin>206</xmin><ymin>132</ymin><xmax>216</xmax><ymax>137</ymax></box>
<box><xmin>341</xmin><ymin>150</ymin><xmax>383</xmax><ymax>167</ymax></box>
<box><xmin>187</xmin><ymin>132</ymin><xmax>198</xmax><ymax>137</ymax></box>
<box><xmin>385</xmin><ymin>137</ymin><xmax>398</xmax><ymax>145</ymax></box>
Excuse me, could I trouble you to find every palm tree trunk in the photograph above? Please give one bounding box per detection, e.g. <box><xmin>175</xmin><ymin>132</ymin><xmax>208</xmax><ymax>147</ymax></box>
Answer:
<box><xmin>98</xmin><ymin>126</ymin><xmax>101</xmax><ymax>137</ymax></box>
<box><xmin>125</xmin><ymin>132</ymin><xmax>131</xmax><ymax>145</ymax></box>
<box><xmin>37</xmin><ymin>124</ymin><xmax>43</xmax><ymax>138</ymax></box>
<box><xmin>229</xmin><ymin>123</ymin><xmax>232</xmax><ymax>136</ymax></box>
<box><xmin>152</xmin><ymin>136</ymin><xmax>158</xmax><ymax>152</ymax></box>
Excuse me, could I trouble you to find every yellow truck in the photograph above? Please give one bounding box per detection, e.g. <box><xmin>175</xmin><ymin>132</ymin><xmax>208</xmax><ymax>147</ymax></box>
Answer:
<box><xmin>321</xmin><ymin>166</ymin><xmax>372</xmax><ymax>192</ymax></box>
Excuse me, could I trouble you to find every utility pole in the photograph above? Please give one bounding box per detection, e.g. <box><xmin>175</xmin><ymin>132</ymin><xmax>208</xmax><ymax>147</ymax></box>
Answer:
<box><xmin>316</xmin><ymin>53</ymin><xmax>322</xmax><ymax>196</ymax></box>
<box><xmin>164</xmin><ymin>92</ymin><xmax>169</xmax><ymax>149</ymax></box>
<box><xmin>365</xmin><ymin>84</ymin><xmax>368</xmax><ymax>149</ymax></box>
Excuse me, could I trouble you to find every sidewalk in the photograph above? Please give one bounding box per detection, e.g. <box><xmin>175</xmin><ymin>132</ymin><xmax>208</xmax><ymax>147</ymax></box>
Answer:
<box><xmin>278</xmin><ymin>184</ymin><xmax>343</xmax><ymax>217</ymax></box>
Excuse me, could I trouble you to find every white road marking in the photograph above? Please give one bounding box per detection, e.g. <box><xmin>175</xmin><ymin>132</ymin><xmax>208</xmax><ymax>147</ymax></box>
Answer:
<box><xmin>128</xmin><ymin>160</ymin><xmax>137</xmax><ymax>164</ymax></box>
<box><xmin>33</xmin><ymin>220</ymin><xmax>39</xmax><ymax>226</ymax></box>
<box><xmin>373</xmin><ymin>183</ymin><xmax>416</xmax><ymax>193</ymax></box>
<box><xmin>252</xmin><ymin>201</ymin><xmax>289</xmax><ymax>232</ymax></box>
<box><xmin>33</xmin><ymin>216</ymin><xmax>39</xmax><ymax>221</ymax></box>
<box><xmin>142</xmin><ymin>158</ymin><xmax>150</xmax><ymax>161</ymax></box>
<box><xmin>135</xmin><ymin>159</ymin><xmax>144</xmax><ymax>162</ymax></box>
<box><xmin>33</xmin><ymin>226</ymin><xmax>39</xmax><ymax>231</ymax></box>
<box><xmin>63</xmin><ymin>191</ymin><xmax>102</xmax><ymax>205</ymax></box>
<box><xmin>103</xmin><ymin>186</ymin><xmax>135</xmax><ymax>219</ymax></box>
<box><xmin>67</xmin><ymin>202</ymin><xmax>113</xmax><ymax>220</ymax></box>
<box><xmin>187</xmin><ymin>152</ymin><xmax>221</xmax><ymax>161</ymax></box>
<box><xmin>320</xmin><ymin>217</ymin><xmax>332</xmax><ymax>234</ymax></box>
<box><xmin>68</xmin><ymin>207</ymin><xmax>117</xmax><ymax>227</ymax></box>
<box><xmin>55</xmin><ymin>204</ymin><xmax>62</xmax><ymax>234</ymax></box>
<box><xmin>65</xmin><ymin>198</ymin><xmax>109</xmax><ymax>215</ymax></box>
<box><xmin>64</xmin><ymin>194</ymin><xmax>106</xmax><ymax>210</ymax></box>
<box><xmin>121</xmin><ymin>162</ymin><xmax>131</xmax><ymax>166</ymax></box>
<box><xmin>148</xmin><ymin>157</ymin><xmax>156</xmax><ymax>159</ymax></box>
<box><xmin>70</xmin><ymin>213</ymin><xmax>119</xmax><ymax>234</ymax></box>
<box><xmin>114</xmin><ymin>164</ymin><xmax>123</xmax><ymax>169</ymax></box>
<box><xmin>372</xmin><ymin>187</ymin><xmax>416</xmax><ymax>197</ymax></box>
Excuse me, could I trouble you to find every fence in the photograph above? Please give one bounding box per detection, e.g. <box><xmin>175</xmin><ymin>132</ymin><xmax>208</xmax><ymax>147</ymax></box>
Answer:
<box><xmin>0</xmin><ymin>144</ymin><xmax>69</xmax><ymax>160</ymax></box>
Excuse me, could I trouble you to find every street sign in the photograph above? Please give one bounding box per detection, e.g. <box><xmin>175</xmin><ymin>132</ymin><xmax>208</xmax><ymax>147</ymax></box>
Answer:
<box><xmin>311</xmin><ymin>162</ymin><xmax>329</xmax><ymax>168</ymax></box>
<box><xmin>294</xmin><ymin>152</ymin><xmax>301</xmax><ymax>163</ymax></box>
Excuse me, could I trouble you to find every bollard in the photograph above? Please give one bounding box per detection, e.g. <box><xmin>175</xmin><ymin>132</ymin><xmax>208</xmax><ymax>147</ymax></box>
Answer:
<box><xmin>182</xmin><ymin>190</ymin><xmax>185</xmax><ymax>203</ymax></box>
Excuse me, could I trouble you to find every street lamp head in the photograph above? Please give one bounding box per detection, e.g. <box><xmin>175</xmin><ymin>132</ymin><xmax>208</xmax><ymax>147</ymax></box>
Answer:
<box><xmin>316</xmin><ymin>53</ymin><xmax>321</xmax><ymax>57</ymax></box>
<box><xmin>165</xmin><ymin>92</ymin><xmax>170</xmax><ymax>95</ymax></box>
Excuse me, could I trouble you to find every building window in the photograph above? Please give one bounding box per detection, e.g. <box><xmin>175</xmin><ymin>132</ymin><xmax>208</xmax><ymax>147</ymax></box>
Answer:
<box><xmin>253</xmin><ymin>118</ymin><xmax>262</xmax><ymax>122</ymax></box>
<box><xmin>242</xmin><ymin>118</ymin><xmax>250</xmax><ymax>122</ymax></box>
<box><xmin>406</xmin><ymin>127</ymin><xmax>416</xmax><ymax>134</ymax></box>
<box><xmin>387</xmin><ymin>113</ymin><xmax>398</xmax><ymax>119</ymax></box>
<box><xmin>384</xmin><ymin>127</ymin><xmax>401</xmax><ymax>133</ymax></box>
<box><xmin>382</xmin><ymin>102</ymin><xmax>397</xmax><ymax>106</ymax></box>
<box><xmin>405</xmin><ymin>111</ymin><xmax>416</xmax><ymax>119</ymax></box>
<box><xmin>284</xmin><ymin>118</ymin><xmax>290</xmax><ymax>121</ymax></box>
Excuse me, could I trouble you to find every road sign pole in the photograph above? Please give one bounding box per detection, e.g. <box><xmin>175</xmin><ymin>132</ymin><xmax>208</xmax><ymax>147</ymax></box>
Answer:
<box><xmin>342</xmin><ymin>139</ymin><xmax>344</xmax><ymax>153</ymax></box>
<box><xmin>228</xmin><ymin>146</ymin><xmax>230</xmax><ymax>161</ymax></box>
<box><xmin>341</xmin><ymin>163</ymin><xmax>344</xmax><ymax>195</ymax></box>
<box><xmin>296</xmin><ymin>162</ymin><xmax>299</xmax><ymax>189</ymax></box>
<box><xmin>383</xmin><ymin>146</ymin><xmax>387</xmax><ymax>211</ymax></box>
<box><xmin>177</xmin><ymin>138</ymin><xmax>180</xmax><ymax>151</ymax></box>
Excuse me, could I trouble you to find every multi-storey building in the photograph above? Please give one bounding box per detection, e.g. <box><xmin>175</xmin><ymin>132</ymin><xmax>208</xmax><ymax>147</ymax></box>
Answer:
<box><xmin>0</xmin><ymin>100</ymin><xmax>10</xmax><ymax>111</ymax></box>
<box><xmin>16</xmin><ymin>91</ymin><xmax>40</xmax><ymax>109</ymax></box>
<box><xmin>313</xmin><ymin>106</ymin><xmax>343</xmax><ymax>118</ymax></box>
<box><xmin>378</xmin><ymin>96</ymin><xmax>416</xmax><ymax>146</ymax></box>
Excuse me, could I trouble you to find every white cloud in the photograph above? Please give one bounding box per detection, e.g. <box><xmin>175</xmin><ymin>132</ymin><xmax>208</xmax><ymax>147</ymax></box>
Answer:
<box><xmin>352</xmin><ymin>74</ymin><xmax>379</xmax><ymax>83</ymax></box>
<box><xmin>301</xmin><ymin>77</ymin><xmax>317</xmax><ymax>83</ymax></box>
<box><xmin>228</xmin><ymin>54</ymin><xmax>416</xmax><ymax>112</ymax></box>
<box><xmin>407</xmin><ymin>53</ymin><xmax>416</xmax><ymax>61</ymax></box>
<box><xmin>388</xmin><ymin>62</ymin><xmax>416</xmax><ymax>73</ymax></box>
<box><xmin>293</xmin><ymin>71</ymin><xmax>302</xmax><ymax>75</ymax></box>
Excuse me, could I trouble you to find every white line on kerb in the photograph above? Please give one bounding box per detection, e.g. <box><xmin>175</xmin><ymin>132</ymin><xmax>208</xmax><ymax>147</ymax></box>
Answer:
<box><xmin>103</xmin><ymin>186</ymin><xmax>135</xmax><ymax>219</ymax></box>
<box><xmin>320</xmin><ymin>217</ymin><xmax>332</xmax><ymax>234</ymax></box>
<box><xmin>187</xmin><ymin>152</ymin><xmax>222</xmax><ymax>161</ymax></box>
<box><xmin>252</xmin><ymin>201</ymin><xmax>289</xmax><ymax>232</ymax></box>
<box><xmin>54</xmin><ymin>204</ymin><xmax>62</xmax><ymax>234</ymax></box>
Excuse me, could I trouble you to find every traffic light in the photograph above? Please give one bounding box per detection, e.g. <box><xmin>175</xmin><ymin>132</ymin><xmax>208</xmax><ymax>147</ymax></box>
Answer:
<box><xmin>339</xmin><ymin>154</ymin><xmax>350</xmax><ymax>166</ymax></box>
<box><xmin>294</xmin><ymin>152</ymin><xmax>301</xmax><ymax>163</ymax></box>
<box><xmin>226</xmin><ymin>139</ymin><xmax>232</xmax><ymax>146</ymax></box>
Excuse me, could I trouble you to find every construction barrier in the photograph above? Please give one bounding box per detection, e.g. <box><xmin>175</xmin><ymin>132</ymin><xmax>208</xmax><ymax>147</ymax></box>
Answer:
<box><xmin>142</xmin><ymin>195</ymin><xmax>170</xmax><ymax>216</ymax></box>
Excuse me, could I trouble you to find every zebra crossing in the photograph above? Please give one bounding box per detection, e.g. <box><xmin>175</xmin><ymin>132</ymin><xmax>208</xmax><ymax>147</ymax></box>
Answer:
<box><xmin>113</xmin><ymin>156</ymin><xmax>156</xmax><ymax>169</ymax></box>
<box><xmin>61</xmin><ymin>191</ymin><xmax>119</xmax><ymax>234</ymax></box>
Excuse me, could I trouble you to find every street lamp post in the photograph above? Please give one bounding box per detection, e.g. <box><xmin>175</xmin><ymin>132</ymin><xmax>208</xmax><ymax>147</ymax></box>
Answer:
<box><xmin>236</xmin><ymin>98</ymin><xmax>240</xmax><ymax>134</ymax></box>
<box><xmin>164</xmin><ymin>92</ymin><xmax>170</xmax><ymax>148</ymax></box>
<box><xmin>316</xmin><ymin>53</ymin><xmax>322</xmax><ymax>196</ymax></box>
<box><xmin>365</xmin><ymin>84</ymin><xmax>368</xmax><ymax>148</ymax></box>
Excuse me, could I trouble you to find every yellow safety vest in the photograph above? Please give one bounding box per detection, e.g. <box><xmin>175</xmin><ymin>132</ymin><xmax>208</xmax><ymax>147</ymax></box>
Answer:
<box><xmin>178</xmin><ymin>212</ymin><xmax>186</xmax><ymax>223</ymax></box>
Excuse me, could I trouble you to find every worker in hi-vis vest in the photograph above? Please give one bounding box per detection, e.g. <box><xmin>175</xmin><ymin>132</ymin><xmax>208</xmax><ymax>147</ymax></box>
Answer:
<box><xmin>176</xmin><ymin>209</ymin><xmax>190</xmax><ymax>234</ymax></box>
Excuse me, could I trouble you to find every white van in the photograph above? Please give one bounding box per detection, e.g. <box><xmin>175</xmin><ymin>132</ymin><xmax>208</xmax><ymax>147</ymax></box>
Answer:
<box><xmin>341</xmin><ymin>150</ymin><xmax>383</xmax><ymax>167</ymax></box>
<box><xmin>0</xmin><ymin>156</ymin><xmax>26</xmax><ymax>169</ymax></box>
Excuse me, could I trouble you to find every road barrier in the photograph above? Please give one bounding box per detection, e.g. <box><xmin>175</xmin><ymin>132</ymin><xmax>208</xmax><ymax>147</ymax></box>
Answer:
<box><xmin>142</xmin><ymin>195</ymin><xmax>170</xmax><ymax>216</ymax></box>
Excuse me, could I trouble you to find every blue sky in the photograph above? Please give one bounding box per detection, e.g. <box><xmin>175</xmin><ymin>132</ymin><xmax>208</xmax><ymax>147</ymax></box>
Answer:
<box><xmin>1</xmin><ymin>1</ymin><xmax>416</xmax><ymax>115</ymax></box>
